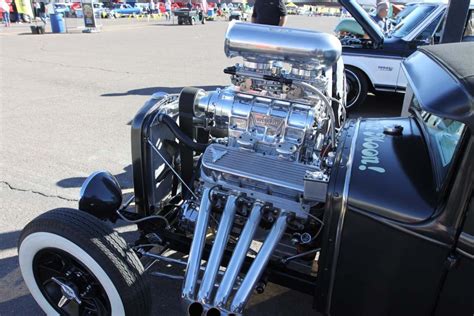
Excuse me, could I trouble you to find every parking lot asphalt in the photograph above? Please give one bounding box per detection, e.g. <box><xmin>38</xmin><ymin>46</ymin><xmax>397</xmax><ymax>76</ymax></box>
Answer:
<box><xmin>0</xmin><ymin>15</ymin><xmax>403</xmax><ymax>315</ymax></box>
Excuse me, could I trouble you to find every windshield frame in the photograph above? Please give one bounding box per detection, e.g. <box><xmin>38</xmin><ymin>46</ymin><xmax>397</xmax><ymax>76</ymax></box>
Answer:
<box><xmin>410</xmin><ymin>97</ymin><xmax>467</xmax><ymax>193</ymax></box>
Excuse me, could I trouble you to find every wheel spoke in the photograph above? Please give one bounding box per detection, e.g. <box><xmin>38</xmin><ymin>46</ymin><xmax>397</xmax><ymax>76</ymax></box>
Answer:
<box><xmin>38</xmin><ymin>263</ymin><xmax>64</xmax><ymax>277</ymax></box>
<box><xmin>61</xmin><ymin>299</ymin><xmax>81</xmax><ymax>316</ymax></box>
<box><xmin>42</xmin><ymin>279</ymin><xmax>63</xmax><ymax>302</ymax></box>
<box><xmin>58</xmin><ymin>295</ymin><xmax>69</xmax><ymax>308</ymax></box>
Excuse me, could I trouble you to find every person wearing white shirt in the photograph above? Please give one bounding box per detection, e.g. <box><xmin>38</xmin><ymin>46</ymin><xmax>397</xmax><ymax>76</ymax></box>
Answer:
<box><xmin>149</xmin><ymin>0</ymin><xmax>155</xmax><ymax>14</ymax></box>
<box><xmin>1</xmin><ymin>0</ymin><xmax>11</xmax><ymax>27</ymax></box>
<box><xmin>165</xmin><ymin>0</ymin><xmax>171</xmax><ymax>20</ymax></box>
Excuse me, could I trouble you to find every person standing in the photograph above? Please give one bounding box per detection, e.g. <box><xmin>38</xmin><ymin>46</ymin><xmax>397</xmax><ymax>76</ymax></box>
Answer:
<box><xmin>32</xmin><ymin>0</ymin><xmax>39</xmax><ymax>20</ymax></box>
<box><xmin>149</xmin><ymin>0</ymin><xmax>155</xmax><ymax>14</ymax></box>
<box><xmin>1</xmin><ymin>0</ymin><xmax>11</xmax><ymax>26</ymax></box>
<box><xmin>371</xmin><ymin>1</ymin><xmax>389</xmax><ymax>33</ymax></box>
<box><xmin>39</xmin><ymin>1</ymin><xmax>46</xmax><ymax>24</ymax></box>
<box><xmin>11</xmin><ymin>0</ymin><xmax>20</xmax><ymax>23</ymax></box>
<box><xmin>251</xmin><ymin>0</ymin><xmax>287</xmax><ymax>26</ymax></box>
<box><xmin>165</xmin><ymin>0</ymin><xmax>171</xmax><ymax>20</ymax></box>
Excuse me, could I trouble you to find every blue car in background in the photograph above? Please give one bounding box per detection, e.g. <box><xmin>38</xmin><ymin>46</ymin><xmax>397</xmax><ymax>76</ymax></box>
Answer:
<box><xmin>110</xmin><ymin>3</ymin><xmax>141</xmax><ymax>17</ymax></box>
<box><xmin>54</xmin><ymin>3</ymin><xmax>71</xmax><ymax>16</ymax></box>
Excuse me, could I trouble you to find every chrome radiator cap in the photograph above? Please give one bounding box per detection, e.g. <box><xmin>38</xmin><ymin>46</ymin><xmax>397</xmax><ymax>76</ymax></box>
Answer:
<box><xmin>224</xmin><ymin>21</ymin><xmax>342</xmax><ymax>70</ymax></box>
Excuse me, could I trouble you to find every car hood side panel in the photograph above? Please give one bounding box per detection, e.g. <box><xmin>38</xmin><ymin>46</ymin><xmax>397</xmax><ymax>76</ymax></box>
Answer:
<box><xmin>347</xmin><ymin>117</ymin><xmax>438</xmax><ymax>223</ymax></box>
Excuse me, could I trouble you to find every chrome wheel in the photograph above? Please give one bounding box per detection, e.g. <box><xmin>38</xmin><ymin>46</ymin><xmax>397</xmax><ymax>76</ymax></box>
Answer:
<box><xmin>345</xmin><ymin>67</ymin><xmax>368</xmax><ymax>109</ymax></box>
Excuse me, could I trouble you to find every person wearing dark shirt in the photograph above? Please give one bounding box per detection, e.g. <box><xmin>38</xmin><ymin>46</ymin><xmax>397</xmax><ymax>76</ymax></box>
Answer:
<box><xmin>251</xmin><ymin>0</ymin><xmax>287</xmax><ymax>26</ymax></box>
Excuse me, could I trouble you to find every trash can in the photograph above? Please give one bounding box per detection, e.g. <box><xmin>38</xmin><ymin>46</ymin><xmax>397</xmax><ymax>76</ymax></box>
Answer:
<box><xmin>50</xmin><ymin>13</ymin><xmax>66</xmax><ymax>33</ymax></box>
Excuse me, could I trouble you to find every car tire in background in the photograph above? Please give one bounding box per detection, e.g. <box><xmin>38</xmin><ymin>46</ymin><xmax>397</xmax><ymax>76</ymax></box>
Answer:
<box><xmin>18</xmin><ymin>208</ymin><xmax>151</xmax><ymax>315</ymax></box>
<box><xmin>345</xmin><ymin>66</ymin><xmax>369</xmax><ymax>109</ymax></box>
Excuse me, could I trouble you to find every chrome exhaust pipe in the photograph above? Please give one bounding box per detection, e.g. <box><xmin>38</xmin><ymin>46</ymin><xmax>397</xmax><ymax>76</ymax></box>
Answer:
<box><xmin>206</xmin><ymin>308</ymin><xmax>222</xmax><ymax>316</ymax></box>
<box><xmin>197</xmin><ymin>195</ymin><xmax>238</xmax><ymax>304</ymax></box>
<box><xmin>182</xmin><ymin>187</ymin><xmax>213</xmax><ymax>302</ymax></box>
<box><xmin>230</xmin><ymin>212</ymin><xmax>289</xmax><ymax>314</ymax></box>
<box><xmin>213</xmin><ymin>203</ymin><xmax>263</xmax><ymax>309</ymax></box>
<box><xmin>188</xmin><ymin>301</ymin><xmax>205</xmax><ymax>316</ymax></box>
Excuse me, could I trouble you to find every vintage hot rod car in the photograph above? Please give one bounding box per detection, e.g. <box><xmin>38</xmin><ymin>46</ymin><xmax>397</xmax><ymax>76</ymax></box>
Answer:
<box><xmin>18</xmin><ymin>22</ymin><xmax>473</xmax><ymax>315</ymax></box>
<box><xmin>174</xmin><ymin>8</ymin><xmax>206</xmax><ymax>25</ymax></box>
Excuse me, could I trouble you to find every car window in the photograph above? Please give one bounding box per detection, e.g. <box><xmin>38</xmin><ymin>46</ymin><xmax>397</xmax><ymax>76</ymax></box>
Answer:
<box><xmin>411</xmin><ymin>96</ymin><xmax>466</xmax><ymax>187</ymax></box>
<box><xmin>395</xmin><ymin>4</ymin><xmax>417</xmax><ymax>24</ymax></box>
<box><xmin>415</xmin><ymin>10</ymin><xmax>444</xmax><ymax>43</ymax></box>
<box><xmin>463</xmin><ymin>195</ymin><xmax>474</xmax><ymax>236</ymax></box>
<box><xmin>464</xmin><ymin>10</ymin><xmax>474</xmax><ymax>37</ymax></box>
<box><xmin>392</xmin><ymin>4</ymin><xmax>438</xmax><ymax>38</ymax></box>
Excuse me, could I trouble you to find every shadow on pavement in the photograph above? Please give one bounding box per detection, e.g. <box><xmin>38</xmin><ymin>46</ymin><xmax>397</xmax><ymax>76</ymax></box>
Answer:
<box><xmin>101</xmin><ymin>85</ymin><xmax>223</xmax><ymax>97</ymax></box>
<box><xmin>0</xmin><ymin>255</ymin><xmax>42</xmax><ymax>316</ymax></box>
<box><xmin>56</xmin><ymin>165</ymin><xmax>134</xmax><ymax>190</ymax></box>
<box><xmin>0</xmin><ymin>230</ymin><xmax>20</xmax><ymax>251</ymax></box>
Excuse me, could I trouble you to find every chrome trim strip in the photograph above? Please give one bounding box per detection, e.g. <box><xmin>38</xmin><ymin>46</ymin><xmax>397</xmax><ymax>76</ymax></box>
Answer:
<box><xmin>342</xmin><ymin>52</ymin><xmax>405</xmax><ymax>60</ymax></box>
<box><xmin>456</xmin><ymin>248</ymin><xmax>474</xmax><ymax>261</ymax></box>
<box><xmin>326</xmin><ymin>119</ymin><xmax>361</xmax><ymax>313</ymax></box>
<box><xmin>349</xmin><ymin>206</ymin><xmax>451</xmax><ymax>248</ymax></box>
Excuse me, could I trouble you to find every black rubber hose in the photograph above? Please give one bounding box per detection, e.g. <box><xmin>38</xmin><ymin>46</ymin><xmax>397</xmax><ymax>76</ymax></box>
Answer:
<box><xmin>157</xmin><ymin>114</ymin><xmax>208</xmax><ymax>153</ymax></box>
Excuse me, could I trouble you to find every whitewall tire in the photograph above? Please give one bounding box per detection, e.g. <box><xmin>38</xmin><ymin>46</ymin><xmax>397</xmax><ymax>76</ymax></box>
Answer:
<box><xmin>18</xmin><ymin>208</ymin><xmax>151</xmax><ymax>316</ymax></box>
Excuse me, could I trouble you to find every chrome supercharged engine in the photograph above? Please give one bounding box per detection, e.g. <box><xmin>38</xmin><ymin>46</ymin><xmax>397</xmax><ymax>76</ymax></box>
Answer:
<box><xmin>146</xmin><ymin>22</ymin><xmax>345</xmax><ymax>316</ymax></box>
<box><xmin>193</xmin><ymin>22</ymin><xmax>344</xmax><ymax>218</ymax></box>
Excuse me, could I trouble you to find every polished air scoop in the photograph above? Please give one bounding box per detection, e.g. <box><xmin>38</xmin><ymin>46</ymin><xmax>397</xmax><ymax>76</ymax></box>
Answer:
<box><xmin>224</xmin><ymin>21</ymin><xmax>342</xmax><ymax>70</ymax></box>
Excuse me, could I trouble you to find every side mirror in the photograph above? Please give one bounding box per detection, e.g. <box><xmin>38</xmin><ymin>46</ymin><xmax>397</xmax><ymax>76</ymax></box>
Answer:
<box><xmin>79</xmin><ymin>171</ymin><xmax>123</xmax><ymax>220</ymax></box>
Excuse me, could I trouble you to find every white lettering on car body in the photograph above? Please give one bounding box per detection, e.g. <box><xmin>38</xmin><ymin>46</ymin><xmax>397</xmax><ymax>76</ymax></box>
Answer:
<box><xmin>358</xmin><ymin>130</ymin><xmax>386</xmax><ymax>174</ymax></box>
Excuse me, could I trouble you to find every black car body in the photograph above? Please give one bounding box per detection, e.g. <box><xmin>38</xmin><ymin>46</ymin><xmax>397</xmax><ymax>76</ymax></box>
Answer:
<box><xmin>315</xmin><ymin>42</ymin><xmax>474</xmax><ymax>315</ymax></box>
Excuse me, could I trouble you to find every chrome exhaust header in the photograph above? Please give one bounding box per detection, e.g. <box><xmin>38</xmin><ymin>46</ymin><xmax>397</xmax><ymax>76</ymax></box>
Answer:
<box><xmin>213</xmin><ymin>203</ymin><xmax>263</xmax><ymax>309</ymax></box>
<box><xmin>197</xmin><ymin>195</ymin><xmax>238</xmax><ymax>304</ymax></box>
<box><xmin>181</xmin><ymin>188</ymin><xmax>290</xmax><ymax>315</ymax></box>
<box><xmin>230</xmin><ymin>212</ymin><xmax>289</xmax><ymax>314</ymax></box>
<box><xmin>182</xmin><ymin>187</ymin><xmax>213</xmax><ymax>302</ymax></box>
